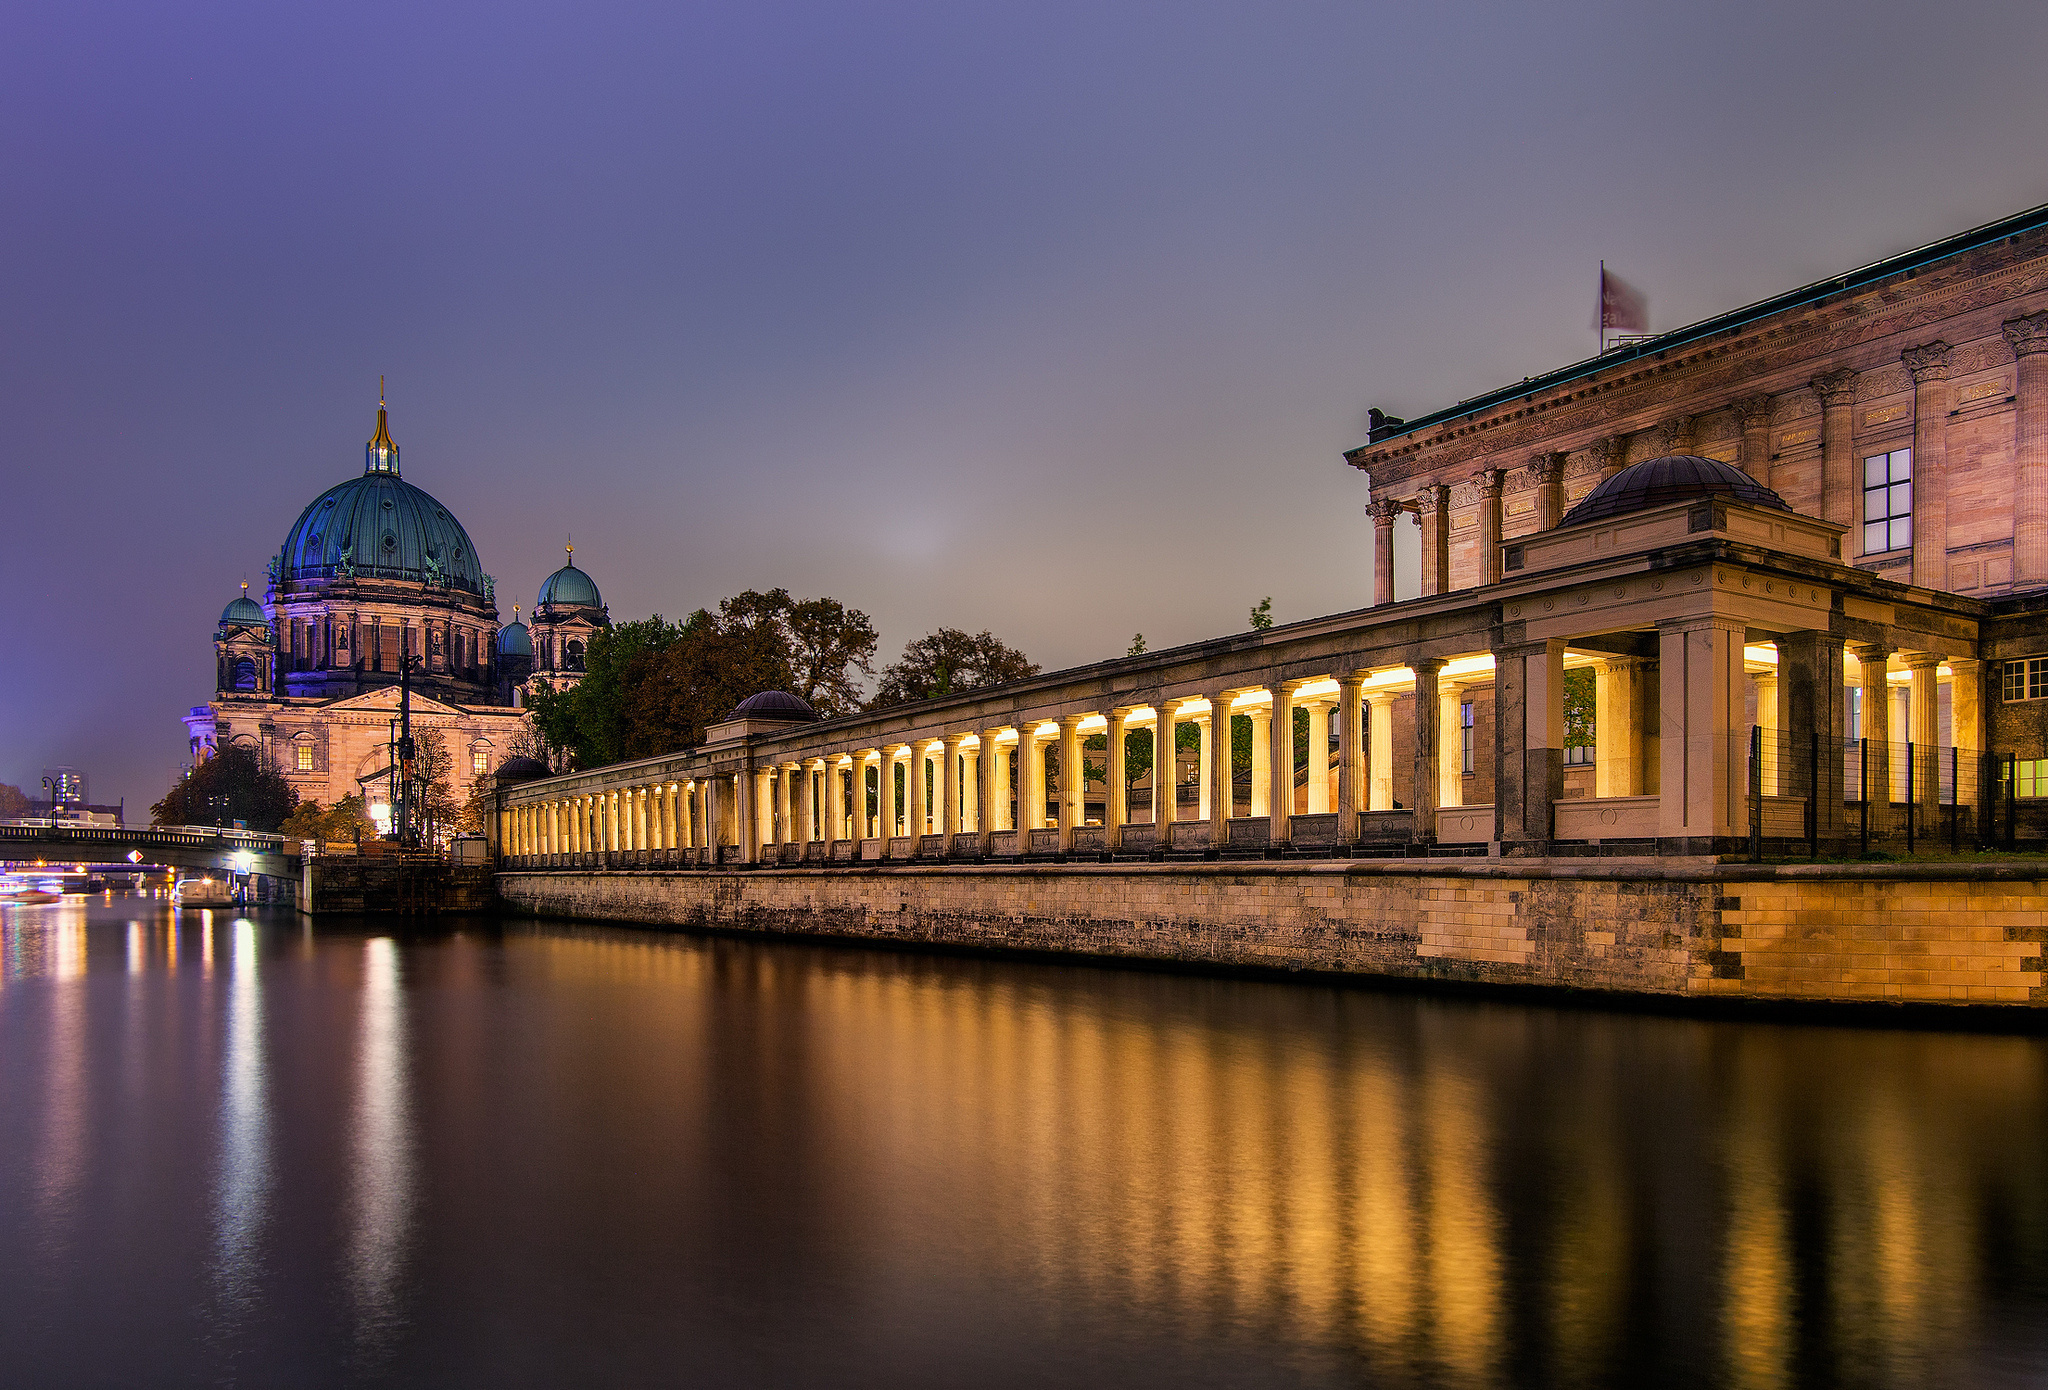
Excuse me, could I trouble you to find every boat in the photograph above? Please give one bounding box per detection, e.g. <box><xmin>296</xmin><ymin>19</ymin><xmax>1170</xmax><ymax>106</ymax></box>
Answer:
<box><xmin>9</xmin><ymin>890</ymin><xmax>61</xmax><ymax>905</ymax></box>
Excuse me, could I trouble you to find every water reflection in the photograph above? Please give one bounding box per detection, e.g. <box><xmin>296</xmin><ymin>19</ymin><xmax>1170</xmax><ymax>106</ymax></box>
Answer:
<box><xmin>344</xmin><ymin>936</ymin><xmax>414</xmax><ymax>1359</ymax></box>
<box><xmin>209</xmin><ymin>917</ymin><xmax>271</xmax><ymax>1321</ymax></box>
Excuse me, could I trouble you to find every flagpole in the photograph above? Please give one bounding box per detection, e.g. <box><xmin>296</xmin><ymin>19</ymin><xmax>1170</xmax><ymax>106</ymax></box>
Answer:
<box><xmin>1597</xmin><ymin>259</ymin><xmax>1605</xmax><ymax>356</ymax></box>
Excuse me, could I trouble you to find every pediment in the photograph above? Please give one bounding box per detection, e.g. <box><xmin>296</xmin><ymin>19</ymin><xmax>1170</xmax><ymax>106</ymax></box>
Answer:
<box><xmin>324</xmin><ymin>687</ymin><xmax>468</xmax><ymax>718</ymax></box>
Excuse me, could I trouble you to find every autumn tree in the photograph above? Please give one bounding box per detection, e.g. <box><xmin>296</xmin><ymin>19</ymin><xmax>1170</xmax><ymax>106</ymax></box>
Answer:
<box><xmin>0</xmin><ymin>783</ymin><xmax>29</xmax><ymax>820</ymax></box>
<box><xmin>151</xmin><ymin>745</ymin><xmax>297</xmax><ymax>831</ymax></box>
<box><xmin>869</xmin><ymin>629</ymin><xmax>1038</xmax><ymax>709</ymax></box>
<box><xmin>413</xmin><ymin>729</ymin><xmax>460</xmax><ymax>847</ymax></box>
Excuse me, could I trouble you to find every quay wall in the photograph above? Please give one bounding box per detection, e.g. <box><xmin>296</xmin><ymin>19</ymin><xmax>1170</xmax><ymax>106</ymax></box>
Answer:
<box><xmin>496</xmin><ymin>860</ymin><xmax>2048</xmax><ymax>1009</ymax></box>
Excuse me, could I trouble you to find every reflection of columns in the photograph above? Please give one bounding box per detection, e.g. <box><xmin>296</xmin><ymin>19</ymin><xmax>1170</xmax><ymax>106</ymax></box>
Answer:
<box><xmin>1595</xmin><ymin>436</ymin><xmax>1625</xmax><ymax>483</ymax></box>
<box><xmin>1848</xmin><ymin>644</ymin><xmax>1892</xmax><ymax>833</ymax></box>
<box><xmin>1058</xmin><ymin>719</ymin><xmax>1085</xmax><ymax>848</ymax></box>
<box><xmin>1733</xmin><ymin>395</ymin><xmax>1773</xmax><ymax>484</ymax></box>
<box><xmin>1752</xmin><ymin>672</ymin><xmax>1778</xmax><ymax>797</ymax></box>
<box><xmin>943</xmin><ymin>734</ymin><xmax>966</xmax><ymax>838</ymax></box>
<box><xmin>1195</xmin><ymin>714</ymin><xmax>1212</xmax><ymax>821</ymax></box>
<box><xmin>1409</xmin><ymin>659</ymin><xmax>1443</xmax><ymax>843</ymax></box>
<box><xmin>1595</xmin><ymin>657</ymin><xmax>1639</xmax><ymax>797</ymax></box>
<box><xmin>1207</xmin><ymin>693</ymin><xmax>1236</xmax><ymax>837</ymax></box>
<box><xmin>1152</xmin><ymin>704</ymin><xmax>1177</xmax><ymax>830</ymax></box>
<box><xmin>1905</xmin><ymin>652</ymin><xmax>1941</xmax><ymax>808</ymax></box>
<box><xmin>908</xmin><ymin>740</ymin><xmax>929</xmax><ymax>838</ymax></box>
<box><xmin>1417</xmin><ymin>484</ymin><xmax>1450</xmax><ymax>595</ymax></box>
<box><xmin>1267</xmin><ymin>681</ymin><xmax>1298</xmax><ymax>844</ymax></box>
<box><xmin>1367</xmin><ymin>692</ymin><xmax>1396</xmax><ymax>811</ymax></box>
<box><xmin>977</xmin><ymin>729</ymin><xmax>1002</xmax><ymax>847</ymax></box>
<box><xmin>1249</xmin><ymin>706</ymin><xmax>1271</xmax><ymax>813</ymax></box>
<box><xmin>1904</xmin><ymin>343</ymin><xmax>1953</xmax><ymax>589</ymax></box>
<box><xmin>1337</xmin><ymin>676</ymin><xmax>1366</xmax><ymax>834</ymax></box>
<box><xmin>1104</xmin><ymin>710</ymin><xmax>1129</xmax><ymax>846</ymax></box>
<box><xmin>1368</xmin><ymin>499</ymin><xmax>1402</xmax><ymax>607</ymax></box>
<box><xmin>880</xmin><ymin>745</ymin><xmax>902</xmax><ymax>840</ymax></box>
<box><xmin>1778</xmin><ymin>631</ymin><xmax>1847</xmax><ymax>838</ymax></box>
<box><xmin>2006</xmin><ymin>313</ymin><xmax>2048</xmax><ymax>586</ymax></box>
<box><xmin>1304</xmin><ymin>699</ymin><xmax>1332</xmax><ymax>813</ymax></box>
<box><xmin>1657</xmin><ymin>617</ymin><xmax>1747</xmax><ymax>846</ymax></box>
<box><xmin>1813</xmin><ymin>369</ymin><xmax>1859</xmax><ymax>532</ymax></box>
<box><xmin>1528</xmin><ymin>452</ymin><xmax>1566</xmax><ymax>527</ymax></box>
<box><xmin>1476</xmin><ymin>469</ymin><xmax>1505</xmax><ymax>585</ymax></box>
<box><xmin>1437</xmin><ymin>681</ymin><xmax>1464</xmax><ymax>810</ymax></box>
<box><xmin>1950</xmin><ymin>658</ymin><xmax>1984</xmax><ymax>754</ymax></box>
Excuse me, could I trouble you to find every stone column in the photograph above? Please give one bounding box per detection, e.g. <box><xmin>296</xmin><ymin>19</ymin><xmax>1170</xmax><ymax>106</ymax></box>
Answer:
<box><xmin>1152</xmin><ymin>704</ymin><xmax>1177</xmax><ymax>834</ymax></box>
<box><xmin>1656</xmin><ymin>617</ymin><xmax>1748</xmax><ymax>849</ymax></box>
<box><xmin>825</xmin><ymin>753</ymin><xmax>846</xmax><ymax>847</ymax></box>
<box><xmin>1417</xmin><ymin>484</ymin><xmax>1451</xmax><ymax>595</ymax></box>
<box><xmin>1367</xmin><ymin>692</ymin><xmax>1396</xmax><ymax>811</ymax></box>
<box><xmin>1951</xmin><ymin>657</ymin><xmax>1984</xmax><ymax>754</ymax></box>
<box><xmin>1268</xmin><ymin>681</ymin><xmax>1299</xmax><ymax>845</ymax></box>
<box><xmin>1337</xmin><ymin>676</ymin><xmax>1366</xmax><ymax>838</ymax></box>
<box><xmin>978</xmin><ymin>729</ymin><xmax>1002</xmax><ymax>850</ymax></box>
<box><xmin>1493</xmin><ymin>641</ymin><xmax>1563</xmax><ymax>850</ymax></box>
<box><xmin>1777</xmin><ymin>631</ymin><xmax>1847</xmax><ymax>840</ymax></box>
<box><xmin>1019</xmin><ymin>725</ymin><xmax>1044</xmax><ymax>834</ymax></box>
<box><xmin>1304</xmin><ymin>699</ymin><xmax>1332</xmax><ymax>813</ymax></box>
<box><xmin>937</xmin><ymin>735</ymin><xmax>961</xmax><ymax>839</ymax></box>
<box><xmin>1476</xmin><ymin>469</ymin><xmax>1505</xmax><ymax>585</ymax></box>
<box><xmin>1437</xmin><ymin>681</ymin><xmax>1464</xmax><ymax>810</ymax></box>
<box><xmin>1595</xmin><ymin>657</ymin><xmax>1639</xmax><ymax>797</ymax></box>
<box><xmin>1209</xmin><ymin>691</ymin><xmax>1237</xmax><ymax>846</ymax></box>
<box><xmin>1528</xmin><ymin>453</ymin><xmax>1566</xmax><ymax>528</ymax></box>
<box><xmin>880</xmin><ymin>746</ymin><xmax>901</xmax><ymax>842</ymax></box>
<box><xmin>1848</xmin><ymin>644</ymin><xmax>1892</xmax><ymax>833</ymax></box>
<box><xmin>2007</xmin><ymin>312</ymin><xmax>2048</xmax><ymax>587</ymax></box>
<box><xmin>1733</xmin><ymin>395</ymin><xmax>1773</xmax><ymax>484</ymax></box>
<box><xmin>1410</xmin><ymin>659</ymin><xmax>1444</xmax><ymax>844</ymax></box>
<box><xmin>1813</xmin><ymin>369</ymin><xmax>1859</xmax><ymax>532</ymax></box>
<box><xmin>1904</xmin><ymin>652</ymin><xmax>1942</xmax><ymax>809</ymax></box>
<box><xmin>1904</xmin><ymin>343</ymin><xmax>1953</xmax><ymax>590</ymax></box>
<box><xmin>1104</xmin><ymin>709</ymin><xmax>1129</xmax><ymax>847</ymax></box>
<box><xmin>1752</xmin><ymin>672</ymin><xmax>1778</xmax><ymax>797</ymax></box>
<box><xmin>1368</xmin><ymin>498</ymin><xmax>1402</xmax><ymax>607</ymax></box>
<box><xmin>773</xmin><ymin>768</ymin><xmax>791</xmax><ymax>847</ymax></box>
<box><xmin>961</xmin><ymin>744</ymin><xmax>978</xmax><ymax>832</ymax></box>
<box><xmin>737</xmin><ymin>766</ymin><xmax>758</xmax><ymax>863</ymax></box>
<box><xmin>700</xmin><ymin>777</ymin><xmax>720</xmax><ymax>862</ymax></box>
<box><xmin>1249</xmin><ymin>706</ymin><xmax>1271</xmax><ymax>814</ymax></box>
<box><xmin>1595</xmin><ymin>437</ymin><xmax>1625</xmax><ymax>483</ymax></box>
<box><xmin>1195</xmin><ymin>714</ymin><xmax>1212</xmax><ymax>822</ymax></box>
<box><xmin>907</xmin><ymin>741</ymin><xmax>928</xmax><ymax>840</ymax></box>
<box><xmin>1057</xmin><ymin>718</ymin><xmax>1085</xmax><ymax>849</ymax></box>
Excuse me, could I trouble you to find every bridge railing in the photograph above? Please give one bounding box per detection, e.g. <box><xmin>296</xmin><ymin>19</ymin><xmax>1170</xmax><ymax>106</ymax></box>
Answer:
<box><xmin>0</xmin><ymin>824</ymin><xmax>289</xmax><ymax>854</ymax></box>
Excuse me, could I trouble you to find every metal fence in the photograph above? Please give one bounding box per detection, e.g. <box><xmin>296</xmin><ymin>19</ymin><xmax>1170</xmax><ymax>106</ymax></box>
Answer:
<box><xmin>1747</xmin><ymin>729</ymin><xmax>2004</xmax><ymax>858</ymax></box>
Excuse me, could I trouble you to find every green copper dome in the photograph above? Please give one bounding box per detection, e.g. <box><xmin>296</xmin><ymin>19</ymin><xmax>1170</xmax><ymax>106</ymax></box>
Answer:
<box><xmin>220</xmin><ymin>589</ymin><xmax>267</xmax><ymax>627</ymax></box>
<box><xmin>497</xmin><ymin>614</ymin><xmax>533</xmax><ymax>658</ymax></box>
<box><xmin>537</xmin><ymin>553</ymin><xmax>602</xmax><ymax>609</ymax></box>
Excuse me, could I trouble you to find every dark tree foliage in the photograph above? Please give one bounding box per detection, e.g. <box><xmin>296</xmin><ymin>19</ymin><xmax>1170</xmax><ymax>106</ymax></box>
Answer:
<box><xmin>151</xmin><ymin>744</ymin><xmax>297</xmax><ymax>831</ymax></box>
<box><xmin>624</xmin><ymin>611</ymin><xmax>795</xmax><ymax>757</ymax></box>
<box><xmin>527</xmin><ymin>615</ymin><xmax>692</xmax><ymax>769</ymax></box>
<box><xmin>717</xmin><ymin>589</ymin><xmax>877</xmax><ymax>717</ymax></box>
<box><xmin>1564</xmin><ymin>667</ymin><xmax>1596</xmax><ymax>749</ymax></box>
<box><xmin>869</xmin><ymin>628</ymin><xmax>1039</xmax><ymax>709</ymax></box>
<box><xmin>0</xmin><ymin>783</ymin><xmax>29</xmax><ymax>819</ymax></box>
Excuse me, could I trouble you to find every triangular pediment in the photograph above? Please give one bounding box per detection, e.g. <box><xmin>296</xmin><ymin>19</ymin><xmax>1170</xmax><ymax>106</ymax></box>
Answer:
<box><xmin>324</xmin><ymin>687</ymin><xmax>469</xmax><ymax>718</ymax></box>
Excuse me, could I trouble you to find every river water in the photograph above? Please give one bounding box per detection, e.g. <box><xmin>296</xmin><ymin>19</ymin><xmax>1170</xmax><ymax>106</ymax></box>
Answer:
<box><xmin>1</xmin><ymin>896</ymin><xmax>2045</xmax><ymax>1388</ymax></box>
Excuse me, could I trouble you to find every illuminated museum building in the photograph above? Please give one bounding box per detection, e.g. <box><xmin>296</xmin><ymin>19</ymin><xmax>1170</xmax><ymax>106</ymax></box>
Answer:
<box><xmin>495</xmin><ymin>200</ymin><xmax>2048</xmax><ymax>865</ymax></box>
<box><xmin>183</xmin><ymin>399</ymin><xmax>608</xmax><ymax>818</ymax></box>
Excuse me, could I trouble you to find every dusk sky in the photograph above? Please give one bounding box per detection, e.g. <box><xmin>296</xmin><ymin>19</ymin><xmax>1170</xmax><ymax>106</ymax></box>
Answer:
<box><xmin>6</xmin><ymin>0</ymin><xmax>2047</xmax><ymax>809</ymax></box>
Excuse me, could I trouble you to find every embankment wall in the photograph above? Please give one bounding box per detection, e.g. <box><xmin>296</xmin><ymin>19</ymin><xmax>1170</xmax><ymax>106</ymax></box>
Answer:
<box><xmin>497</xmin><ymin>859</ymin><xmax>2048</xmax><ymax>1009</ymax></box>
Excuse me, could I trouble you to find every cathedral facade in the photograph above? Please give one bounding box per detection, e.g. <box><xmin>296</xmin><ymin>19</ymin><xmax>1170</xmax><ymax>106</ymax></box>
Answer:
<box><xmin>182</xmin><ymin>397</ymin><xmax>608</xmax><ymax>827</ymax></box>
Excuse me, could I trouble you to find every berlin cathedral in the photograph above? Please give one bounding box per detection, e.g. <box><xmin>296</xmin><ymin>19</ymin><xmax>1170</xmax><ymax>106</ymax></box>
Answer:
<box><xmin>183</xmin><ymin>394</ymin><xmax>609</xmax><ymax>825</ymax></box>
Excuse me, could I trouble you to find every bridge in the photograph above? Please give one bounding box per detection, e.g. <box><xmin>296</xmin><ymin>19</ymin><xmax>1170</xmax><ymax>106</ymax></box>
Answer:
<box><xmin>0</xmin><ymin>824</ymin><xmax>298</xmax><ymax>880</ymax></box>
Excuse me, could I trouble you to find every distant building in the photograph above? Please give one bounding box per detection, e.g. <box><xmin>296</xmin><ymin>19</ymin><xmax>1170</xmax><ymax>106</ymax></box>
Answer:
<box><xmin>181</xmin><ymin>394</ymin><xmax>611</xmax><ymax>818</ymax></box>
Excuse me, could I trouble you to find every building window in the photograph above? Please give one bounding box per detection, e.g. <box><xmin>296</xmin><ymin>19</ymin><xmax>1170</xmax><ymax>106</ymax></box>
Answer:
<box><xmin>472</xmin><ymin>749</ymin><xmax>489</xmax><ymax>775</ymax></box>
<box><xmin>2004</xmin><ymin>658</ymin><xmax>2048</xmax><ymax>701</ymax></box>
<box><xmin>1460</xmin><ymin>700</ymin><xmax>1475</xmax><ymax>775</ymax></box>
<box><xmin>233</xmin><ymin>657</ymin><xmax>257</xmax><ymax>691</ymax></box>
<box><xmin>295</xmin><ymin>744</ymin><xmax>315</xmax><ymax>772</ymax></box>
<box><xmin>1862</xmin><ymin>448</ymin><xmax>1912</xmax><ymax>555</ymax></box>
<box><xmin>2017</xmin><ymin>759</ymin><xmax>2048</xmax><ymax>799</ymax></box>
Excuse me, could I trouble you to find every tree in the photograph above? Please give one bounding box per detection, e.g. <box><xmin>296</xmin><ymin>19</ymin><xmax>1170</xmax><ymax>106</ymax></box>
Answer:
<box><xmin>1564</xmin><ymin>667</ymin><xmax>1596</xmax><ymax>750</ymax></box>
<box><xmin>0</xmin><ymin>783</ymin><xmax>30</xmax><ymax>820</ymax></box>
<box><xmin>323</xmin><ymin>793</ymin><xmax>375</xmax><ymax>844</ymax></box>
<box><xmin>870</xmin><ymin>629</ymin><xmax>1039</xmax><ymax>709</ymax></box>
<box><xmin>714</xmin><ymin>589</ymin><xmax>878</xmax><ymax>717</ymax></box>
<box><xmin>1249</xmin><ymin>597</ymin><xmax>1273</xmax><ymax>631</ymax></box>
<box><xmin>528</xmin><ymin>615</ymin><xmax>691</xmax><ymax>768</ymax></box>
<box><xmin>625</xmin><ymin>610</ymin><xmax>795</xmax><ymax>756</ymax></box>
<box><xmin>413</xmin><ymin>729</ymin><xmax>460</xmax><ymax>847</ymax></box>
<box><xmin>1127</xmin><ymin>634</ymin><xmax>1147</xmax><ymax>657</ymax></box>
<box><xmin>279</xmin><ymin>799</ymin><xmax>328</xmax><ymax>841</ymax></box>
<box><xmin>151</xmin><ymin>745</ymin><xmax>297</xmax><ymax>831</ymax></box>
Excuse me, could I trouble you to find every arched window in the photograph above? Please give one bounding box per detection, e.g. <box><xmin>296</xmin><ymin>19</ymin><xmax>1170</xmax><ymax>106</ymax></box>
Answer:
<box><xmin>566</xmin><ymin>640</ymin><xmax>585</xmax><ymax>671</ymax></box>
<box><xmin>233</xmin><ymin>657</ymin><xmax>257</xmax><ymax>691</ymax></box>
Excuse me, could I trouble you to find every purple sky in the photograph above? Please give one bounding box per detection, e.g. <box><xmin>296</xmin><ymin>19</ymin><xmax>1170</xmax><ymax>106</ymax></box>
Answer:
<box><xmin>6</xmin><ymin>0</ymin><xmax>2047</xmax><ymax>810</ymax></box>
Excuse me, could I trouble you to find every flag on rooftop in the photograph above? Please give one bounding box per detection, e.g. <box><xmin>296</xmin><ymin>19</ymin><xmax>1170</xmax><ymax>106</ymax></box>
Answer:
<box><xmin>1596</xmin><ymin>264</ymin><xmax>1648</xmax><ymax>334</ymax></box>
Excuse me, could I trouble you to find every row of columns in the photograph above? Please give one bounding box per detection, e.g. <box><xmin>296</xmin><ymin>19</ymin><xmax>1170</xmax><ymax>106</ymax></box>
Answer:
<box><xmin>502</xmin><ymin>778</ymin><xmax>742</xmax><ymax>857</ymax></box>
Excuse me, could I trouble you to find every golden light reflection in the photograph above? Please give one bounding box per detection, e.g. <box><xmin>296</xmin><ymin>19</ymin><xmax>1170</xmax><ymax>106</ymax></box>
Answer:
<box><xmin>210</xmin><ymin>918</ymin><xmax>271</xmax><ymax>1316</ymax></box>
<box><xmin>345</xmin><ymin>937</ymin><xmax>414</xmax><ymax>1352</ymax></box>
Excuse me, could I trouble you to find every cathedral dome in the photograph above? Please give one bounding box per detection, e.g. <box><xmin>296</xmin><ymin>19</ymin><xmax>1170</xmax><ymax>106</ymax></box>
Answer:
<box><xmin>278</xmin><ymin>473</ymin><xmax>488</xmax><ymax>595</ymax></box>
<box><xmin>537</xmin><ymin>555</ymin><xmax>602</xmax><ymax>609</ymax></box>
<box><xmin>497</xmin><ymin>610</ymin><xmax>533</xmax><ymax>658</ymax></box>
<box><xmin>220</xmin><ymin>587</ymin><xmax>267</xmax><ymax>627</ymax></box>
<box><xmin>1560</xmin><ymin>455</ymin><xmax>1790</xmax><ymax>527</ymax></box>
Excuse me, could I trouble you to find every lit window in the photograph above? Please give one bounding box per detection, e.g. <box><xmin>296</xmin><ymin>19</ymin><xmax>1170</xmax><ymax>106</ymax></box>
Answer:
<box><xmin>295</xmin><ymin>745</ymin><xmax>314</xmax><ymax>771</ymax></box>
<box><xmin>2004</xmin><ymin>658</ymin><xmax>2048</xmax><ymax>702</ymax></box>
<box><xmin>2018</xmin><ymin>759</ymin><xmax>2048</xmax><ymax>799</ymax></box>
<box><xmin>1862</xmin><ymin>449</ymin><xmax>1912</xmax><ymax>555</ymax></box>
<box><xmin>472</xmin><ymin>749</ymin><xmax>489</xmax><ymax>775</ymax></box>
<box><xmin>1460</xmin><ymin>700</ymin><xmax>1475</xmax><ymax>775</ymax></box>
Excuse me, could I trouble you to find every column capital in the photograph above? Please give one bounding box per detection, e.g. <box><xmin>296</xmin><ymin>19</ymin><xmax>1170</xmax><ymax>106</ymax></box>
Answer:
<box><xmin>941</xmin><ymin>731</ymin><xmax>970</xmax><ymax>745</ymax></box>
<box><xmin>1365</xmin><ymin>689</ymin><xmax>1398</xmax><ymax>707</ymax></box>
<box><xmin>1526</xmin><ymin>451</ymin><xmax>1567</xmax><ymax>485</ymax></box>
<box><xmin>1264</xmin><ymin>677</ymin><xmax>1314</xmax><ymax>695</ymax></box>
<box><xmin>1732</xmin><ymin>394</ymin><xmax>1774</xmax><ymax>430</ymax></box>
<box><xmin>881</xmin><ymin>742</ymin><xmax>908</xmax><ymax>756</ymax></box>
<box><xmin>2004</xmin><ymin>311</ymin><xmax>2048</xmax><ymax>357</ymax></box>
<box><xmin>1812</xmin><ymin>368</ymin><xmax>1858</xmax><ymax>408</ymax></box>
<box><xmin>1902</xmin><ymin>341</ymin><xmax>1953</xmax><ymax>383</ymax></box>
<box><xmin>1949</xmin><ymin>656</ymin><xmax>1984</xmax><ymax>676</ymax></box>
<box><xmin>1338</xmin><ymin>672</ymin><xmax>1369</xmax><ymax>690</ymax></box>
<box><xmin>1366</xmin><ymin>497</ymin><xmax>1405</xmax><ymax>525</ymax></box>
<box><xmin>1846</xmin><ymin>641</ymin><xmax>1891</xmax><ymax>668</ymax></box>
<box><xmin>1664</xmin><ymin>414</ymin><xmax>1695</xmax><ymax>453</ymax></box>
<box><xmin>1054</xmin><ymin>715</ymin><xmax>1087</xmax><ymax>731</ymax></box>
<box><xmin>1595</xmin><ymin>436</ymin><xmax>1626</xmax><ymax>472</ymax></box>
<box><xmin>1409</xmin><ymin>655</ymin><xmax>1448</xmax><ymax>676</ymax></box>
<box><xmin>1655</xmin><ymin>614</ymin><xmax>1746</xmax><ymax>636</ymax></box>
<box><xmin>1413</xmin><ymin>481</ymin><xmax>1450</xmax><ymax>506</ymax></box>
<box><xmin>1475</xmin><ymin>466</ymin><xmax>1506</xmax><ymax>494</ymax></box>
<box><xmin>1899</xmin><ymin>650</ymin><xmax>1944</xmax><ymax>672</ymax></box>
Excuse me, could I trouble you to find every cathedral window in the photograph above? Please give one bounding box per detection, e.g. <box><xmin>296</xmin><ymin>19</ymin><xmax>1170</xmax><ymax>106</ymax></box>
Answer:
<box><xmin>1862</xmin><ymin>449</ymin><xmax>1912</xmax><ymax>555</ymax></box>
<box><xmin>233</xmin><ymin>658</ymin><xmax>257</xmax><ymax>691</ymax></box>
<box><xmin>295</xmin><ymin>745</ymin><xmax>315</xmax><ymax>772</ymax></box>
<box><xmin>472</xmin><ymin>749</ymin><xmax>489</xmax><ymax>775</ymax></box>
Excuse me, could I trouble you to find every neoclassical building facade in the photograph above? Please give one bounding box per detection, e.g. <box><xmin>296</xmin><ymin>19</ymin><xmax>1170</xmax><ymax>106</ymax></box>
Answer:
<box><xmin>494</xmin><ymin>198</ymin><xmax>2048</xmax><ymax>865</ymax></box>
<box><xmin>182</xmin><ymin>396</ymin><xmax>610</xmax><ymax>824</ymax></box>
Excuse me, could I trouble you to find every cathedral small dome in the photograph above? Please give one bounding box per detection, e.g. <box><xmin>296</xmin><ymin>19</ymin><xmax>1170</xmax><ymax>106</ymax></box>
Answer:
<box><xmin>497</xmin><ymin>610</ymin><xmax>533</xmax><ymax>658</ymax></box>
<box><xmin>1559</xmin><ymin>455</ymin><xmax>1791</xmax><ymax>527</ymax></box>
<box><xmin>537</xmin><ymin>549</ymin><xmax>603</xmax><ymax>609</ymax></box>
<box><xmin>220</xmin><ymin>587</ymin><xmax>267</xmax><ymax>627</ymax></box>
<box><xmin>730</xmin><ymin>690</ymin><xmax>821</xmax><ymax>722</ymax></box>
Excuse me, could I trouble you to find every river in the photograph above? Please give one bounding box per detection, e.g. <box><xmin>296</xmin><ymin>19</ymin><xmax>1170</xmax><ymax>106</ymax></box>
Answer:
<box><xmin>1</xmin><ymin>896</ymin><xmax>2044</xmax><ymax>1387</ymax></box>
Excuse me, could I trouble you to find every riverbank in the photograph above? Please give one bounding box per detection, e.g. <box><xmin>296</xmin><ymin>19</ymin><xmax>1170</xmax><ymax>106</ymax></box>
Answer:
<box><xmin>496</xmin><ymin>857</ymin><xmax>2048</xmax><ymax>1013</ymax></box>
